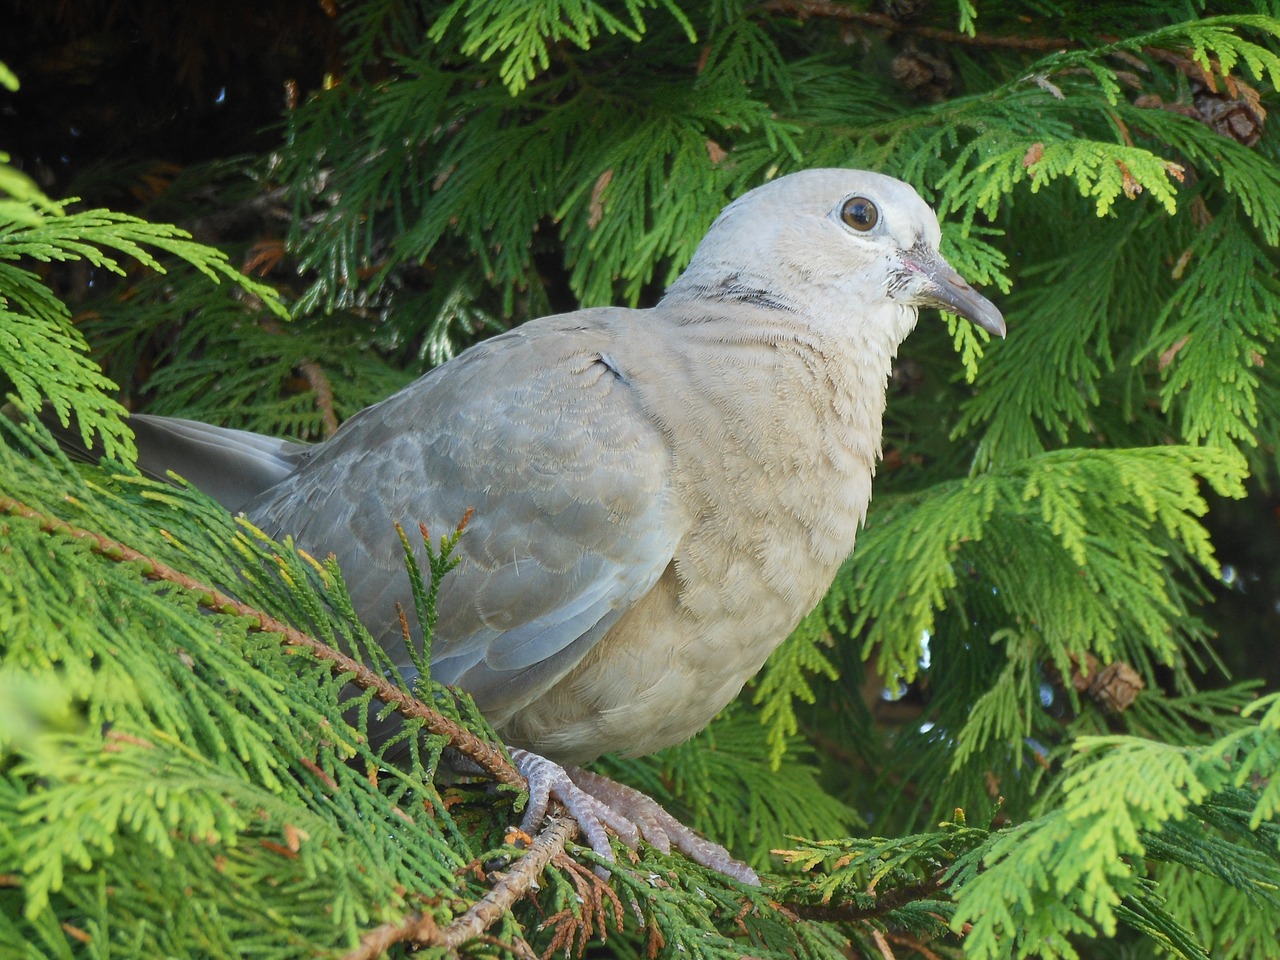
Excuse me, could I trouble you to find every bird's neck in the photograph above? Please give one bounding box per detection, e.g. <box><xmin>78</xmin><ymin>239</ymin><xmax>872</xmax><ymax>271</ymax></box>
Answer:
<box><xmin>645</xmin><ymin>293</ymin><xmax>917</xmax><ymax>549</ymax></box>
<box><xmin>661</xmin><ymin>268</ymin><xmax>804</xmax><ymax>315</ymax></box>
<box><xmin>663</xmin><ymin>261</ymin><xmax>919</xmax><ymax>412</ymax></box>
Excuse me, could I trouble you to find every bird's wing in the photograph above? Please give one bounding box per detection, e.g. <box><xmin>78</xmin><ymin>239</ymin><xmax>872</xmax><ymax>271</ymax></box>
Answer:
<box><xmin>245</xmin><ymin>309</ymin><xmax>684</xmax><ymax>723</ymax></box>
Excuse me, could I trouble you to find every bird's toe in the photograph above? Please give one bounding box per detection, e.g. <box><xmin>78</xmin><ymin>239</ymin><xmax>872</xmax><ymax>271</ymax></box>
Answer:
<box><xmin>509</xmin><ymin>748</ymin><xmax>759</xmax><ymax>885</ymax></box>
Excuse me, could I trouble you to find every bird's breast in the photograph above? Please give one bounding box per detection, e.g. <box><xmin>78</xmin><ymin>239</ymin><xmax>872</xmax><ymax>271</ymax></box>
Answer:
<box><xmin>500</xmin><ymin>321</ymin><xmax>892</xmax><ymax>763</ymax></box>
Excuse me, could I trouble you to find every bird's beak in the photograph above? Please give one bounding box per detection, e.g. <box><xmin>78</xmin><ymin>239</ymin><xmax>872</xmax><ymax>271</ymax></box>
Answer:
<box><xmin>903</xmin><ymin>246</ymin><xmax>1006</xmax><ymax>338</ymax></box>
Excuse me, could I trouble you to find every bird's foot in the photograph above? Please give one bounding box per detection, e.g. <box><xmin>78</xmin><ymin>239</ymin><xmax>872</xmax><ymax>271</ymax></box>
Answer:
<box><xmin>510</xmin><ymin>748</ymin><xmax>759</xmax><ymax>886</ymax></box>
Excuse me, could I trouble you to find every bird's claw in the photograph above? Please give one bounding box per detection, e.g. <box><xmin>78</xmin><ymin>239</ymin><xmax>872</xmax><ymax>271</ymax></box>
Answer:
<box><xmin>510</xmin><ymin>748</ymin><xmax>759</xmax><ymax>885</ymax></box>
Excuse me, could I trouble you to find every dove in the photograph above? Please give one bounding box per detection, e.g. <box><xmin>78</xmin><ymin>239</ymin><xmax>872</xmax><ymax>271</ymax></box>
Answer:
<box><xmin>102</xmin><ymin>169</ymin><xmax>1005</xmax><ymax>882</ymax></box>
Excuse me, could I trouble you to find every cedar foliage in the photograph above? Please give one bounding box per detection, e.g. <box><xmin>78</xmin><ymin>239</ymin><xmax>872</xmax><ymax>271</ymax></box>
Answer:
<box><xmin>3</xmin><ymin>1</ymin><xmax>1280</xmax><ymax>957</ymax></box>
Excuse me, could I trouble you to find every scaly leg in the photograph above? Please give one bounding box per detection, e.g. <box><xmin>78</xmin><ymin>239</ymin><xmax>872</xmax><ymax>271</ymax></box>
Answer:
<box><xmin>511</xmin><ymin>748</ymin><xmax>760</xmax><ymax>885</ymax></box>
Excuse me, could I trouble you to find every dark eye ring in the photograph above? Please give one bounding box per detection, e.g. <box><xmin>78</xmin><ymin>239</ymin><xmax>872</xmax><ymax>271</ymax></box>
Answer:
<box><xmin>840</xmin><ymin>196</ymin><xmax>879</xmax><ymax>232</ymax></box>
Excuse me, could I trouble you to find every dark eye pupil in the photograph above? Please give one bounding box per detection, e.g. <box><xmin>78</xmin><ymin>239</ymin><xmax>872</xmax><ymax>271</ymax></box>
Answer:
<box><xmin>841</xmin><ymin>197</ymin><xmax>879</xmax><ymax>231</ymax></box>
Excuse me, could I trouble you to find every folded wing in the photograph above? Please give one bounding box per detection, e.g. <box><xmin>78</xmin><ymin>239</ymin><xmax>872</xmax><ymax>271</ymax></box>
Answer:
<box><xmin>245</xmin><ymin>310</ymin><xmax>684</xmax><ymax>725</ymax></box>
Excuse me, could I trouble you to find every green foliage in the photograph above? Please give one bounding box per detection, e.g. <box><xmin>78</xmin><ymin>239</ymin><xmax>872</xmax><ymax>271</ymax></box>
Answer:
<box><xmin>949</xmin><ymin>725</ymin><xmax>1280</xmax><ymax>960</ymax></box>
<box><xmin>602</xmin><ymin>703</ymin><xmax>863</xmax><ymax>866</ymax></box>
<box><xmin>80</xmin><ymin>266</ymin><xmax>414</xmax><ymax>439</ymax></box>
<box><xmin>4</xmin><ymin>3</ymin><xmax>1280</xmax><ymax>959</ymax></box>
<box><xmin>751</xmin><ymin>610</ymin><xmax>842</xmax><ymax>769</ymax></box>
<box><xmin>429</xmin><ymin>0</ymin><xmax>697</xmax><ymax>95</ymax></box>
<box><xmin>823</xmin><ymin>446</ymin><xmax>1244</xmax><ymax>684</ymax></box>
<box><xmin>0</xmin><ymin>182</ymin><xmax>289</xmax><ymax>459</ymax></box>
<box><xmin>0</xmin><ymin>423</ymin><xmax>467</xmax><ymax>956</ymax></box>
<box><xmin>0</xmin><ymin>416</ymin><xmax>882</xmax><ymax>957</ymax></box>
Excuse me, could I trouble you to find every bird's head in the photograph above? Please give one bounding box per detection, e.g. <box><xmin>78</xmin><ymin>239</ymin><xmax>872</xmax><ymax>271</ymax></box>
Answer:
<box><xmin>666</xmin><ymin>168</ymin><xmax>1005</xmax><ymax>339</ymax></box>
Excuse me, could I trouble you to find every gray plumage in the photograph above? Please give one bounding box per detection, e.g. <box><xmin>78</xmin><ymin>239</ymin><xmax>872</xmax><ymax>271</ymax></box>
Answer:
<box><xmin>126</xmin><ymin>169</ymin><xmax>1004</xmax><ymax>768</ymax></box>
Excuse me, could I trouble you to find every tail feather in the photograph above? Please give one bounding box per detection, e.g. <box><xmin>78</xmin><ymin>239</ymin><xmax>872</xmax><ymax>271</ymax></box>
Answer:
<box><xmin>20</xmin><ymin>403</ymin><xmax>309</xmax><ymax>513</ymax></box>
<box><xmin>128</xmin><ymin>414</ymin><xmax>309</xmax><ymax>512</ymax></box>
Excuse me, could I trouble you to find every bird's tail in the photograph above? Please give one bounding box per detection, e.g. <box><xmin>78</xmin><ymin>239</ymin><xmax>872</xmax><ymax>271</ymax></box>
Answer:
<box><xmin>22</xmin><ymin>406</ymin><xmax>309</xmax><ymax>513</ymax></box>
<box><xmin>128</xmin><ymin>415</ymin><xmax>310</xmax><ymax>511</ymax></box>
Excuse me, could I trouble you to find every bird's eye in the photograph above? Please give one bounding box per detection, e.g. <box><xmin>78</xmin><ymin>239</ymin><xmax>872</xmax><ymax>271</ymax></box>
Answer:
<box><xmin>840</xmin><ymin>196</ymin><xmax>879</xmax><ymax>232</ymax></box>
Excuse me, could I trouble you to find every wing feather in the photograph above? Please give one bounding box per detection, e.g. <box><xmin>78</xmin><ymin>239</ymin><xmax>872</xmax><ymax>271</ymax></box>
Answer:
<box><xmin>245</xmin><ymin>309</ymin><xmax>682</xmax><ymax>722</ymax></box>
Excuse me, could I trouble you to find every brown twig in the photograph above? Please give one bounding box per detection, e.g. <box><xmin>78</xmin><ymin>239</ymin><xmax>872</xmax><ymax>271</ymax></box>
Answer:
<box><xmin>758</xmin><ymin>0</ymin><xmax>1073</xmax><ymax>51</ymax></box>
<box><xmin>178</xmin><ymin>185</ymin><xmax>292</xmax><ymax>240</ymax></box>
<box><xmin>298</xmin><ymin>359</ymin><xmax>340</xmax><ymax>438</ymax></box>
<box><xmin>255</xmin><ymin>317</ymin><xmax>341</xmax><ymax>439</ymax></box>
<box><xmin>343</xmin><ymin>904</ymin><xmax>443</xmax><ymax>960</ymax></box>
<box><xmin>342</xmin><ymin>818</ymin><xmax>578</xmax><ymax>960</ymax></box>
<box><xmin>784</xmin><ymin>872</ymin><xmax>948</xmax><ymax>923</ymax></box>
<box><xmin>885</xmin><ymin>930</ymin><xmax>945</xmax><ymax>960</ymax></box>
<box><xmin>540</xmin><ymin>850</ymin><xmax>628</xmax><ymax>955</ymax></box>
<box><xmin>0</xmin><ymin>494</ymin><xmax>520</xmax><ymax>788</ymax></box>
<box><xmin>438</xmin><ymin>818</ymin><xmax>578</xmax><ymax>950</ymax></box>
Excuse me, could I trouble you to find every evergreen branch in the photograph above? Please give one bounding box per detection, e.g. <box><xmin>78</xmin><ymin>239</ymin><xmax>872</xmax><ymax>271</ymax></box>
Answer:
<box><xmin>83</xmin><ymin>271</ymin><xmax>417</xmax><ymax>440</ymax></box>
<box><xmin>177</xmin><ymin>185</ymin><xmax>291</xmax><ymax>239</ymax></box>
<box><xmin>0</xmin><ymin>208</ymin><xmax>288</xmax><ymax>319</ymax></box>
<box><xmin>344</xmin><ymin>818</ymin><xmax>575</xmax><ymax>959</ymax></box>
<box><xmin>761</xmin><ymin>0</ymin><xmax>1280</xmax><ymax>84</ymax></box>
<box><xmin>0</xmin><ymin>285</ymin><xmax>134</xmax><ymax>462</ymax></box>
<box><xmin>752</xmin><ymin>610</ymin><xmax>839</xmax><ymax>769</ymax></box>
<box><xmin>0</xmin><ymin>493</ymin><xmax>521</xmax><ymax>789</ymax></box>
<box><xmin>785</xmin><ymin>870</ymin><xmax>949</xmax><ymax>923</ymax></box>
<box><xmin>8</xmin><ymin>5</ymin><xmax>1280</xmax><ymax>956</ymax></box>
<box><xmin>427</xmin><ymin>0</ymin><xmax>697</xmax><ymax>95</ymax></box>
<box><xmin>255</xmin><ymin>317</ymin><xmax>342</xmax><ymax>439</ymax></box>
<box><xmin>298</xmin><ymin>359</ymin><xmax>340</xmax><ymax>438</ymax></box>
<box><xmin>759</xmin><ymin>0</ymin><xmax>1075</xmax><ymax>50</ymax></box>
<box><xmin>439</xmin><ymin>818</ymin><xmax>578</xmax><ymax>951</ymax></box>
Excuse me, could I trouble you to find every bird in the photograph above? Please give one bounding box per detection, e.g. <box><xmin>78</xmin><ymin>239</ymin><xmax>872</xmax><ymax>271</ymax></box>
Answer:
<box><xmin>103</xmin><ymin>169</ymin><xmax>1005</xmax><ymax>883</ymax></box>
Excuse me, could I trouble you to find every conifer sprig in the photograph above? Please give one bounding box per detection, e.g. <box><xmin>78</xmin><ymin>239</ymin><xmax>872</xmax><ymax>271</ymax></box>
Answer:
<box><xmin>5</xmin><ymin>5</ymin><xmax>1280</xmax><ymax>957</ymax></box>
